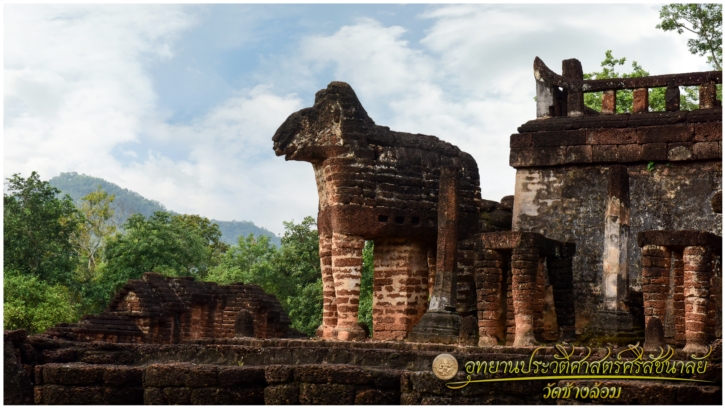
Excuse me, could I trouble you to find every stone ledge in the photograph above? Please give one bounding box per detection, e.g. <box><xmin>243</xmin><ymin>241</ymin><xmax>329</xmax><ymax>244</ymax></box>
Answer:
<box><xmin>511</xmin><ymin>113</ymin><xmax>722</xmax><ymax>168</ymax></box>
<box><xmin>636</xmin><ymin>230</ymin><xmax>722</xmax><ymax>252</ymax></box>
<box><xmin>517</xmin><ymin>109</ymin><xmax>721</xmax><ymax>133</ymax></box>
<box><xmin>480</xmin><ymin>232</ymin><xmax>575</xmax><ymax>258</ymax></box>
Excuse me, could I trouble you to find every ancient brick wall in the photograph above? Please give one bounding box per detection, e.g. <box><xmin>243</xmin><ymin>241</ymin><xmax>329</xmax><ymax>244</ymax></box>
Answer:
<box><xmin>510</xmin><ymin>110</ymin><xmax>722</xmax><ymax>335</ymax></box>
<box><xmin>372</xmin><ymin>238</ymin><xmax>430</xmax><ymax>340</ymax></box>
<box><xmin>45</xmin><ymin>273</ymin><xmax>304</xmax><ymax>344</ymax></box>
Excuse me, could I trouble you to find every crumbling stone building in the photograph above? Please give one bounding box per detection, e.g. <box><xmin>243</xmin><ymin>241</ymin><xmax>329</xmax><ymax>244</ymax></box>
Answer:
<box><xmin>45</xmin><ymin>272</ymin><xmax>305</xmax><ymax>343</ymax></box>
<box><xmin>512</xmin><ymin>57</ymin><xmax>722</xmax><ymax>352</ymax></box>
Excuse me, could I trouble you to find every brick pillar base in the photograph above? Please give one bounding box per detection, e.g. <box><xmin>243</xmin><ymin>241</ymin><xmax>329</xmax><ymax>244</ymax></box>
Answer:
<box><xmin>316</xmin><ymin>234</ymin><xmax>337</xmax><ymax>339</ymax></box>
<box><xmin>683</xmin><ymin>246</ymin><xmax>711</xmax><ymax>354</ymax></box>
<box><xmin>642</xmin><ymin>245</ymin><xmax>670</xmax><ymax>351</ymax></box>
<box><xmin>475</xmin><ymin>249</ymin><xmax>503</xmax><ymax>346</ymax></box>
<box><xmin>533</xmin><ymin>256</ymin><xmax>547</xmax><ymax>341</ymax></box>
<box><xmin>672</xmin><ymin>251</ymin><xmax>685</xmax><ymax>346</ymax></box>
<box><xmin>511</xmin><ymin>247</ymin><xmax>538</xmax><ymax>346</ymax></box>
<box><xmin>372</xmin><ymin>238</ymin><xmax>429</xmax><ymax>341</ymax></box>
<box><xmin>331</xmin><ymin>232</ymin><xmax>366</xmax><ymax>341</ymax></box>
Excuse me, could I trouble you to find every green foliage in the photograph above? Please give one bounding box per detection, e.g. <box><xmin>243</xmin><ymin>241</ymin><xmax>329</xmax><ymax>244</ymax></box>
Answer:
<box><xmin>4</xmin><ymin>172</ymin><xmax>80</xmax><ymax>286</ymax></box>
<box><xmin>584</xmin><ymin>50</ymin><xmax>698</xmax><ymax>113</ymax></box>
<box><xmin>71</xmin><ymin>186</ymin><xmax>118</xmax><ymax>281</ymax></box>
<box><xmin>647</xmin><ymin>161</ymin><xmax>656</xmax><ymax>172</ymax></box>
<box><xmin>205</xmin><ymin>217</ymin><xmax>322</xmax><ymax>336</ymax></box>
<box><xmin>358</xmin><ymin>241</ymin><xmax>374</xmax><ymax>335</ymax></box>
<box><xmin>173</xmin><ymin>214</ymin><xmax>230</xmax><ymax>271</ymax></box>
<box><xmin>4</xmin><ymin>270</ymin><xmax>79</xmax><ymax>334</ymax></box>
<box><xmin>94</xmin><ymin>211</ymin><xmax>219</xmax><ymax>307</ymax></box>
<box><xmin>205</xmin><ymin>234</ymin><xmax>277</xmax><ymax>286</ymax></box>
<box><xmin>657</xmin><ymin>4</ymin><xmax>722</xmax><ymax>70</ymax></box>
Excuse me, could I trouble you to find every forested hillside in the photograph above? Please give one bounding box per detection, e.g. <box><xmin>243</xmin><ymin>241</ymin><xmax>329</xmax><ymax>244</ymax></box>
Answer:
<box><xmin>48</xmin><ymin>172</ymin><xmax>280</xmax><ymax>246</ymax></box>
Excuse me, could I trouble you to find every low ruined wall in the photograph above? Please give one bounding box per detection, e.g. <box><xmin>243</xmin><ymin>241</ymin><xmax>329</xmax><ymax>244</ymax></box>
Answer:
<box><xmin>6</xmin><ymin>331</ymin><xmax>722</xmax><ymax>405</ymax></box>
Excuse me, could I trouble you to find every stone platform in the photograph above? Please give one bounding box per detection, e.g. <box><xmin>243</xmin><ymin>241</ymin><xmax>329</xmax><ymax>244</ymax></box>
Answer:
<box><xmin>5</xmin><ymin>330</ymin><xmax>721</xmax><ymax>405</ymax></box>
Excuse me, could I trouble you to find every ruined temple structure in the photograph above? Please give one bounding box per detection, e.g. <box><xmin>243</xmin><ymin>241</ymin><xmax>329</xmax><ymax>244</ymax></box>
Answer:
<box><xmin>272</xmin><ymin>82</ymin><xmax>575</xmax><ymax>346</ymax></box>
<box><xmin>4</xmin><ymin>57</ymin><xmax>724</xmax><ymax>407</ymax></box>
<box><xmin>514</xmin><ymin>57</ymin><xmax>722</xmax><ymax>345</ymax></box>
<box><xmin>44</xmin><ymin>272</ymin><xmax>305</xmax><ymax>343</ymax></box>
<box><xmin>273</xmin><ymin>57</ymin><xmax>721</xmax><ymax>349</ymax></box>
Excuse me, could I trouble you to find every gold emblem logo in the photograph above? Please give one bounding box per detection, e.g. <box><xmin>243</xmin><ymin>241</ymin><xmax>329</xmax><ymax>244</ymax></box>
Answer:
<box><xmin>432</xmin><ymin>353</ymin><xmax>458</xmax><ymax>380</ymax></box>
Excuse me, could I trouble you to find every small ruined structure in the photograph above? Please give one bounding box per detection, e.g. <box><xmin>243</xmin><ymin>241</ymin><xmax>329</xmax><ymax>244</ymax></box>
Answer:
<box><xmin>45</xmin><ymin>272</ymin><xmax>305</xmax><ymax>343</ymax></box>
<box><xmin>273</xmin><ymin>82</ymin><xmax>482</xmax><ymax>342</ymax></box>
<box><xmin>516</xmin><ymin>57</ymin><xmax>722</xmax><ymax>342</ymax></box>
<box><xmin>475</xmin><ymin>232</ymin><xmax>576</xmax><ymax>347</ymax></box>
<box><xmin>637</xmin><ymin>230</ymin><xmax>721</xmax><ymax>354</ymax></box>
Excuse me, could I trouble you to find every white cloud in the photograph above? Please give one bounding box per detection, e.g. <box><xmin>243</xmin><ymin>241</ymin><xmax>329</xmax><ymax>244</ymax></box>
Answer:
<box><xmin>4</xmin><ymin>5</ymin><xmax>315</xmax><ymax>234</ymax></box>
<box><xmin>4</xmin><ymin>5</ymin><xmax>196</xmax><ymax>180</ymax></box>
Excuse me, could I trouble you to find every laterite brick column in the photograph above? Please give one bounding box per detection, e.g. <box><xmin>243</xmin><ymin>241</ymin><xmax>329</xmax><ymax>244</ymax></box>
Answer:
<box><xmin>641</xmin><ymin>244</ymin><xmax>670</xmax><ymax>351</ymax></box>
<box><xmin>532</xmin><ymin>257</ymin><xmax>547</xmax><ymax>341</ymax></box>
<box><xmin>671</xmin><ymin>251</ymin><xmax>686</xmax><ymax>346</ymax></box>
<box><xmin>707</xmin><ymin>261</ymin><xmax>722</xmax><ymax>343</ymax></box>
<box><xmin>475</xmin><ymin>249</ymin><xmax>504</xmax><ymax>346</ymax></box>
<box><xmin>372</xmin><ymin>238</ymin><xmax>429</xmax><ymax>341</ymax></box>
<box><xmin>506</xmin><ymin>274</ymin><xmax>515</xmax><ymax>345</ymax></box>
<box><xmin>642</xmin><ymin>245</ymin><xmax>670</xmax><ymax>323</ymax></box>
<box><xmin>317</xmin><ymin>234</ymin><xmax>337</xmax><ymax>339</ymax></box>
<box><xmin>426</xmin><ymin>248</ymin><xmax>436</xmax><ymax>299</ymax></box>
<box><xmin>683</xmin><ymin>246</ymin><xmax>711</xmax><ymax>354</ymax></box>
<box><xmin>331</xmin><ymin>232</ymin><xmax>367</xmax><ymax>341</ymax></box>
<box><xmin>511</xmin><ymin>246</ymin><xmax>539</xmax><ymax>347</ymax></box>
<box><xmin>547</xmin><ymin>255</ymin><xmax>575</xmax><ymax>340</ymax></box>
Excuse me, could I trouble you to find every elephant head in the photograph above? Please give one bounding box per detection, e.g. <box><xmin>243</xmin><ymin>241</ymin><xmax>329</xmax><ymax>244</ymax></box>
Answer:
<box><xmin>272</xmin><ymin>81</ymin><xmax>375</xmax><ymax>163</ymax></box>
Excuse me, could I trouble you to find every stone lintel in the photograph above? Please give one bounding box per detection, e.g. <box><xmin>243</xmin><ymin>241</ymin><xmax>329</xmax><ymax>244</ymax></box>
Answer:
<box><xmin>637</xmin><ymin>230</ymin><xmax>722</xmax><ymax>253</ymax></box>
<box><xmin>480</xmin><ymin>231</ymin><xmax>575</xmax><ymax>258</ymax></box>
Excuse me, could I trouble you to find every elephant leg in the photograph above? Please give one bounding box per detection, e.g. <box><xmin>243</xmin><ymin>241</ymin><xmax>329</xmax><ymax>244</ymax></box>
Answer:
<box><xmin>316</xmin><ymin>233</ymin><xmax>338</xmax><ymax>339</ymax></box>
<box><xmin>332</xmin><ymin>232</ymin><xmax>367</xmax><ymax>341</ymax></box>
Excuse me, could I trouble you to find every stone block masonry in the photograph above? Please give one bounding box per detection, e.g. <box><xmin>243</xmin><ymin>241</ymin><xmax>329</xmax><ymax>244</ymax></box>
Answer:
<box><xmin>7</xmin><ymin>332</ymin><xmax>721</xmax><ymax>405</ymax></box>
<box><xmin>373</xmin><ymin>238</ymin><xmax>429</xmax><ymax>341</ymax></box>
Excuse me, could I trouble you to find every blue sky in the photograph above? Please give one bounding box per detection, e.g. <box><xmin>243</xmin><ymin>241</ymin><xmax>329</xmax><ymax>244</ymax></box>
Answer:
<box><xmin>4</xmin><ymin>4</ymin><xmax>714</xmax><ymax>235</ymax></box>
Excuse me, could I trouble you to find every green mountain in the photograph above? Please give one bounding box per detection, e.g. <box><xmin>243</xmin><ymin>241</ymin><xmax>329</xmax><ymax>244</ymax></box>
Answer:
<box><xmin>48</xmin><ymin>172</ymin><xmax>281</xmax><ymax>246</ymax></box>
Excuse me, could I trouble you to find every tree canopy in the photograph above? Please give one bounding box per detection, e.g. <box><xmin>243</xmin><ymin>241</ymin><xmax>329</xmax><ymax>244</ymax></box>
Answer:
<box><xmin>657</xmin><ymin>4</ymin><xmax>722</xmax><ymax>70</ymax></box>
<box><xmin>4</xmin><ymin>172</ymin><xmax>80</xmax><ymax>285</ymax></box>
